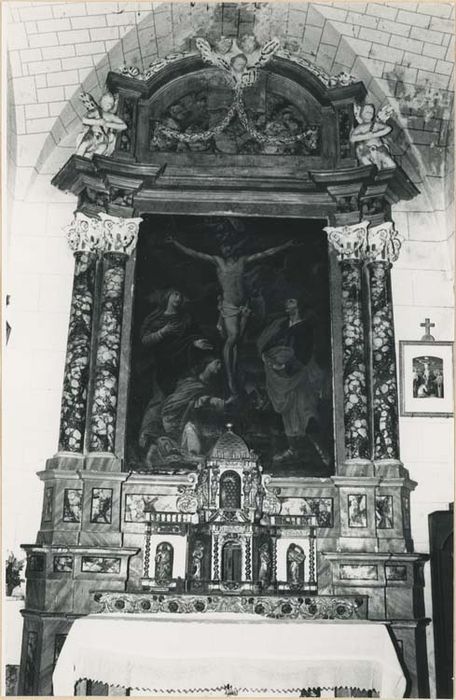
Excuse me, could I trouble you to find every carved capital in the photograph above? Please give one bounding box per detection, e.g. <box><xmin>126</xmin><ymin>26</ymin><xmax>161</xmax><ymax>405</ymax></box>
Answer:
<box><xmin>366</xmin><ymin>221</ymin><xmax>403</xmax><ymax>263</ymax></box>
<box><xmin>324</xmin><ymin>221</ymin><xmax>369</xmax><ymax>262</ymax></box>
<box><xmin>98</xmin><ymin>213</ymin><xmax>142</xmax><ymax>256</ymax></box>
<box><xmin>64</xmin><ymin>212</ymin><xmax>103</xmax><ymax>254</ymax></box>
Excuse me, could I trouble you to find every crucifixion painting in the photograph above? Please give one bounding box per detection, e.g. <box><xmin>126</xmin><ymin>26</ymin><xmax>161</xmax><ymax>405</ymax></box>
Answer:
<box><xmin>166</xmin><ymin>235</ymin><xmax>297</xmax><ymax>398</ymax></box>
<box><xmin>127</xmin><ymin>215</ymin><xmax>334</xmax><ymax>475</ymax></box>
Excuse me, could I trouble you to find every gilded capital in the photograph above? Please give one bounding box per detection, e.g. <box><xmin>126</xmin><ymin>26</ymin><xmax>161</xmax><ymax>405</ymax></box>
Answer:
<box><xmin>64</xmin><ymin>212</ymin><xmax>103</xmax><ymax>254</ymax></box>
<box><xmin>366</xmin><ymin>221</ymin><xmax>403</xmax><ymax>263</ymax></box>
<box><xmin>324</xmin><ymin>221</ymin><xmax>369</xmax><ymax>262</ymax></box>
<box><xmin>98</xmin><ymin>213</ymin><xmax>142</xmax><ymax>256</ymax></box>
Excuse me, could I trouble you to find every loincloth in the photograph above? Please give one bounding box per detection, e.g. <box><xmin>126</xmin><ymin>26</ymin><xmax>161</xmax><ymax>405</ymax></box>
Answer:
<box><xmin>219</xmin><ymin>301</ymin><xmax>250</xmax><ymax>318</ymax></box>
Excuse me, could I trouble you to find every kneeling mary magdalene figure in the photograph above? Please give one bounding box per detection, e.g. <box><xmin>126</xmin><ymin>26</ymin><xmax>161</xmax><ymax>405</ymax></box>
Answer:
<box><xmin>257</xmin><ymin>297</ymin><xmax>328</xmax><ymax>467</ymax></box>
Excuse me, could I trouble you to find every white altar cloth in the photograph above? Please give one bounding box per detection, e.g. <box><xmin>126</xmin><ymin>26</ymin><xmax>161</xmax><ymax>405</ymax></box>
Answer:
<box><xmin>53</xmin><ymin>613</ymin><xmax>406</xmax><ymax>697</ymax></box>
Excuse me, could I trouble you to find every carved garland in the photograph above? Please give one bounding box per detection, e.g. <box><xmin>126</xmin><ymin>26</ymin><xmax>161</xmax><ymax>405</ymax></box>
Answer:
<box><xmin>117</xmin><ymin>43</ymin><xmax>357</xmax><ymax>89</ymax></box>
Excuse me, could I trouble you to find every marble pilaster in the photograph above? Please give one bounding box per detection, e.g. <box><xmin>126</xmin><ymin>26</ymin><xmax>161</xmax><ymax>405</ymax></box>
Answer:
<box><xmin>58</xmin><ymin>214</ymin><xmax>102</xmax><ymax>453</ymax></box>
<box><xmin>325</xmin><ymin>222</ymin><xmax>370</xmax><ymax>462</ymax></box>
<box><xmin>88</xmin><ymin>214</ymin><xmax>142</xmax><ymax>453</ymax></box>
<box><xmin>366</xmin><ymin>222</ymin><xmax>402</xmax><ymax>461</ymax></box>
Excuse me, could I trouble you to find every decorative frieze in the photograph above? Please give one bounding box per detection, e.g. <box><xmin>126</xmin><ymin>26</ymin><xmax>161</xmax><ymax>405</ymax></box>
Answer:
<box><xmin>94</xmin><ymin>591</ymin><xmax>367</xmax><ymax>620</ymax></box>
<box><xmin>325</xmin><ymin>221</ymin><xmax>370</xmax><ymax>461</ymax></box>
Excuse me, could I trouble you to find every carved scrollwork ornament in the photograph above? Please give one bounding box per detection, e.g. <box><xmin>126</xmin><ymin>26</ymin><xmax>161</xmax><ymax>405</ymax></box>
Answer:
<box><xmin>98</xmin><ymin>213</ymin><xmax>142</xmax><ymax>256</ymax></box>
<box><xmin>176</xmin><ymin>473</ymin><xmax>198</xmax><ymax>514</ymax></box>
<box><xmin>366</xmin><ymin>221</ymin><xmax>403</xmax><ymax>263</ymax></box>
<box><xmin>324</xmin><ymin>221</ymin><xmax>370</xmax><ymax>262</ymax></box>
<box><xmin>64</xmin><ymin>212</ymin><xmax>103</xmax><ymax>254</ymax></box>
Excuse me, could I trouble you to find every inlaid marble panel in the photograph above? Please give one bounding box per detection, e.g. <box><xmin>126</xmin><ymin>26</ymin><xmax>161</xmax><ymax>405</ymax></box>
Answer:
<box><xmin>281</xmin><ymin>497</ymin><xmax>333</xmax><ymax>527</ymax></box>
<box><xmin>124</xmin><ymin>494</ymin><xmax>177</xmax><ymax>522</ymax></box>
<box><xmin>376</xmin><ymin>495</ymin><xmax>393</xmax><ymax>529</ymax></box>
<box><xmin>81</xmin><ymin>556</ymin><xmax>121</xmax><ymax>574</ymax></box>
<box><xmin>23</xmin><ymin>631</ymin><xmax>38</xmax><ymax>694</ymax></box>
<box><xmin>348</xmin><ymin>494</ymin><xmax>367</xmax><ymax>528</ymax></box>
<box><xmin>340</xmin><ymin>564</ymin><xmax>378</xmax><ymax>580</ymax></box>
<box><xmin>53</xmin><ymin>556</ymin><xmax>73</xmax><ymax>573</ymax></box>
<box><xmin>385</xmin><ymin>564</ymin><xmax>407</xmax><ymax>581</ymax></box>
<box><xmin>90</xmin><ymin>488</ymin><xmax>113</xmax><ymax>524</ymax></box>
<box><xmin>28</xmin><ymin>555</ymin><xmax>45</xmax><ymax>572</ymax></box>
<box><xmin>43</xmin><ymin>487</ymin><xmax>54</xmax><ymax>522</ymax></box>
<box><xmin>63</xmin><ymin>489</ymin><xmax>82</xmax><ymax>523</ymax></box>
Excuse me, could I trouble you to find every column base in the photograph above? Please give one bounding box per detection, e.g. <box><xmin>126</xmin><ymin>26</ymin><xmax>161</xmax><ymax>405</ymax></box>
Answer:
<box><xmin>85</xmin><ymin>453</ymin><xmax>122</xmax><ymax>472</ymax></box>
<box><xmin>374</xmin><ymin>459</ymin><xmax>407</xmax><ymax>478</ymax></box>
<box><xmin>338</xmin><ymin>459</ymin><xmax>374</xmax><ymax>477</ymax></box>
<box><xmin>47</xmin><ymin>453</ymin><xmax>85</xmax><ymax>470</ymax></box>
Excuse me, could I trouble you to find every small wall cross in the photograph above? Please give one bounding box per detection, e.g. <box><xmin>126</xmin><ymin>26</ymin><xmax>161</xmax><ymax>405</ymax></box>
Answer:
<box><xmin>420</xmin><ymin>317</ymin><xmax>435</xmax><ymax>341</ymax></box>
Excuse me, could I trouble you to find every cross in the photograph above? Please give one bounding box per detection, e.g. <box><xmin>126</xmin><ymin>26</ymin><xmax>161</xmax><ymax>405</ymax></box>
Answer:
<box><xmin>420</xmin><ymin>318</ymin><xmax>435</xmax><ymax>341</ymax></box>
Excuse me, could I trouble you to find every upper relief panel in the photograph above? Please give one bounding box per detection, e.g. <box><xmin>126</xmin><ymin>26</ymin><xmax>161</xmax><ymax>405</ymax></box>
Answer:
<box><xmin>98</xmin><ymin>35</ymin><xmax>370</xmax><ymax>170</ymax></box>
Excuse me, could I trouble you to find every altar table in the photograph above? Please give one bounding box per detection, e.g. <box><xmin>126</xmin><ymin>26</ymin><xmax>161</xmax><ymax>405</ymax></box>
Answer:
<box><xmin>52</xmin><ymin>613</ymin><xmax>406</xmax><ymax>697</ymax></box>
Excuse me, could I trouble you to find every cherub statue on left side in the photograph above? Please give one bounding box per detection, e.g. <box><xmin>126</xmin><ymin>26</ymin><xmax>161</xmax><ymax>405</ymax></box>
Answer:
<box><xmin>76</xmin><ymin>91</ymin><xmax>127</xmax><ymax>159</ymax></box>
<box><xmin>349</xmin><ymin>103</ymin><xmax>396</xmax><ymax>170</ymax></box>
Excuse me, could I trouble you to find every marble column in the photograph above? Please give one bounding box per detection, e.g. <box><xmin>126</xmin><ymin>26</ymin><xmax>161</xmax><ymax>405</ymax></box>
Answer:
<box><xmin>88</xmin><ymin>214</ymin><xmax>142</xmax><ymax>453</ymax></box>
<box><xmin>58</xmin><ymin>213</ymin><xmax>102</xmax><ymax>453</ymax></box>
<box><xmin>366</xmin><ymin>222</ymin><xmax>403</xmax><ymax>461</ymax></box>
<box><xmin>325</xmin><ymin>222</ymin><xmax>370</xmax><ymax>462</ymax></box>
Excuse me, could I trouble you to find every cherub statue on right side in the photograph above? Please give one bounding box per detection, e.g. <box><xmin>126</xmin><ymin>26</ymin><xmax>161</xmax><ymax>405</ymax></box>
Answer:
<box><xmin>349</xmin><ymin>103</ymin><xmax>396</xmax><ymax>170</ymax></box>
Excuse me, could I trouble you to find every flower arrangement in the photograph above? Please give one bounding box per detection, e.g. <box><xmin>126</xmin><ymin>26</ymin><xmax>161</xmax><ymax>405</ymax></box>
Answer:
<box><xmin>5</xmin><ymin>551</ymin><xmax>24</xmax><ymax>597</ymax></box>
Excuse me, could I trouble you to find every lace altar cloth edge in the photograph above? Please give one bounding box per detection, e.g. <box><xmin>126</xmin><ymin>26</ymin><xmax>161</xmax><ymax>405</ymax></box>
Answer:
<box><xmin>52</xmin><ymin>614</ymin><xmax>406</xmax><ymax>697</ymax></box>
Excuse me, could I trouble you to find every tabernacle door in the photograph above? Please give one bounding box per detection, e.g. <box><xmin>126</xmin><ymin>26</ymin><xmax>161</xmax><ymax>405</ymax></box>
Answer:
<box><xmin>222</xmin><ymin>541</ymin><xmax>242</xmax><ymax>582</ymax></box>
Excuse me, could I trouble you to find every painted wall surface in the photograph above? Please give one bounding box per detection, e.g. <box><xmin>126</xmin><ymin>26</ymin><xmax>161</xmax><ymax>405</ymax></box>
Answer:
<box><xmin>3</xmin><ymin>3</ymin><xmax>454</xmax><ymax>696</ymax></box>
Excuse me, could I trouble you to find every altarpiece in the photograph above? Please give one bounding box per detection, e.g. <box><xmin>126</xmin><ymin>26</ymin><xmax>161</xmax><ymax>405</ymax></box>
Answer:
<box><xmin>18</xmin><ymin>34</ymin><xmax>429</xmax><ymax>697</ymax></box>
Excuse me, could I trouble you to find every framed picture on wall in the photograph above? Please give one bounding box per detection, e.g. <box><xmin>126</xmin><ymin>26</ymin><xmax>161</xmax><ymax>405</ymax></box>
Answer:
<box><xmin>399</xmin><ymin>341</ymin><xmax>454</xmax><ymax>417</ymax></box>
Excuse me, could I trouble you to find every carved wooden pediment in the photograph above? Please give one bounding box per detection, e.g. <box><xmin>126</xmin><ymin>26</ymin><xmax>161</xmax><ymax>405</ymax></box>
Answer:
<box><xmin>52</xmin><ymin>42</ymin><xmax>419</xmax><ymax>217</ymax></box>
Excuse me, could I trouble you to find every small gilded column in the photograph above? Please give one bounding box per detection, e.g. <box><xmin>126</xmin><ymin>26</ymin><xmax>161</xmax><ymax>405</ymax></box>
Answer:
<box><xmin>366</xmin><ymin>221</ymin><xmax>403</xmax><ymax>461</ymax></box>
<box><xmin>88</xmin><ymin>214</ymin><xmax>142</xmax><ymax>453</ymax></box>
<box><xmin>325</xmin><ymin>222</ymin><xmax>370</xmax><ymax>462</ymax></box>
<box><xmin>58</xmin><ymin>213</ymin><xmax>102</xmax><ymax>453</ymax></box>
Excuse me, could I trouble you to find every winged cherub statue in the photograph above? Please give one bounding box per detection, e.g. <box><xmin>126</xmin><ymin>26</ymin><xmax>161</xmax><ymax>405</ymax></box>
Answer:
<box><xmin>349</xmin><ymin>103</ymin><xmax>396</xmax><ymax>170</ymax></box>
<box><xmin>76</xmin><ymin>91</ymin><xmax>127</xmax><ymax>159</ymax></box>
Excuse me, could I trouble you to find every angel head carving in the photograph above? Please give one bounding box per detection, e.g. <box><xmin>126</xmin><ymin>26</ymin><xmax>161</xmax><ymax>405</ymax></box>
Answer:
<box><xmin>196</xmin><ymin>35</ymin><xmax>280</xmax><ymax>89</ymax></box>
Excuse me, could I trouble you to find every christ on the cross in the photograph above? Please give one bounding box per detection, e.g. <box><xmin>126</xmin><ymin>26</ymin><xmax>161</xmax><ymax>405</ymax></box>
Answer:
<box><xmin>166</xmin><ymin>235</ymin><xmax>297</xmax><ymax>397</ymax></box>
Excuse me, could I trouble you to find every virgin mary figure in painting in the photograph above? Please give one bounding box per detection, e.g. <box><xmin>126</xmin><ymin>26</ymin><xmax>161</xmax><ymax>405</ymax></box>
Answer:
<box><xmin>257</xmin><ymin>298</ymin><xmax>325</xmax><ymax>465</ymax></box>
